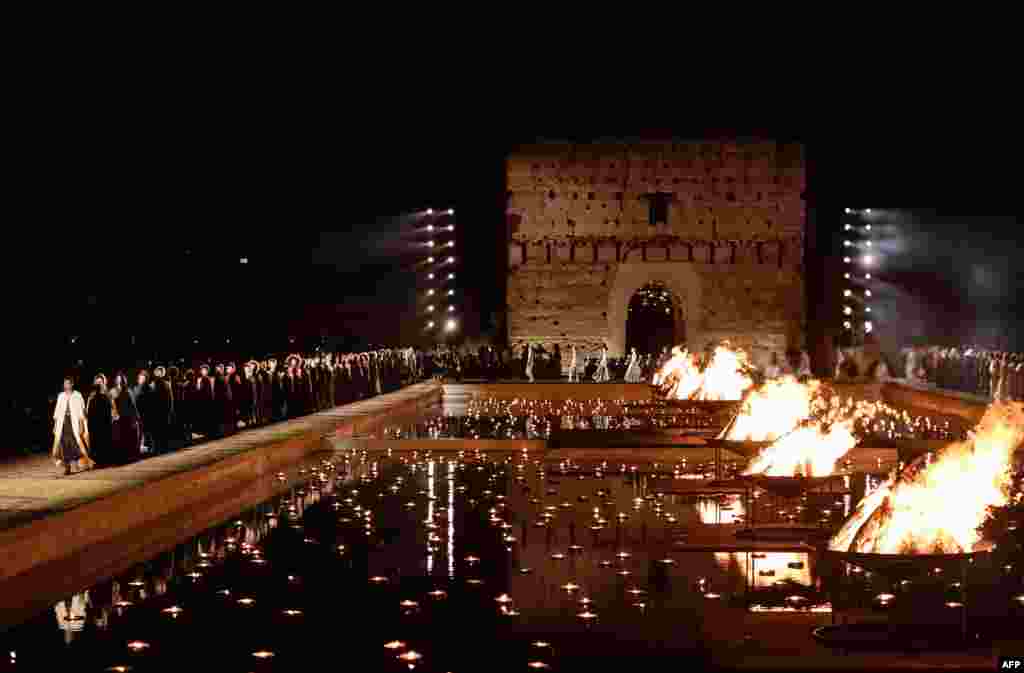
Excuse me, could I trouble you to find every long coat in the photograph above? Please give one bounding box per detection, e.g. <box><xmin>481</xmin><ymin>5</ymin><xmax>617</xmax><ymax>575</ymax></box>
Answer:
<box><xmin>52</xmin><ymin>391</ymin><xmax>93</xmax><ymax>466</ymax></box>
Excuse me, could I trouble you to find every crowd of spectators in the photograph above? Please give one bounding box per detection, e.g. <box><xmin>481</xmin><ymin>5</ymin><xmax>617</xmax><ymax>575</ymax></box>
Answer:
<box><xmin>900</xmin><ymin>345</ymin><xmax>1024</xmax><ymax>400</ymax></box>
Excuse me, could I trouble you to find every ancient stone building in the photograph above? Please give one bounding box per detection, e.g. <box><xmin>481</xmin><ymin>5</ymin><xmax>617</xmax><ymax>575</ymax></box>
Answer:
<box><xmin>506</xmin><ymin>139</ymin><xmax>806</xmax><ymax>367</ymax></box>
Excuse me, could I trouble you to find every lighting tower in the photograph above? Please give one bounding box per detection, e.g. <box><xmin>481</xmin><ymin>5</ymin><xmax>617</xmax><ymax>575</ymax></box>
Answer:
<box><xmin>421</xmin><ymin>208</ymin><xmax>458</xmax><ymax>344</ymax></box>
<box><xmin>840</xmin><ymin>208</ymin><xmax>875</xmax><ymax>347</ymax></box>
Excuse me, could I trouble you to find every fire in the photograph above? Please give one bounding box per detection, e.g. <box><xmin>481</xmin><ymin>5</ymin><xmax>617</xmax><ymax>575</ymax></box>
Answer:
<box><xmin>653</xmin><ymin>342</ymin><xmax>754</xmax><ymax>401</ymax></box>
<box><xmin>743</xmin><ymin>421</ymin><xmax>859</xmax><ymax>477</ymax></box>
<box><xmin>829</xmin><ymin>401</ymin><xmax>1024</xmax><ymax>554</ymax></box>
<box><xmin>729</xmin><ymin>376</ymin><xmax>865</xmax><ymax>477</ymax></box>
<box><xmin>726</xmin><ymin>377</ymin><xmax>824</xmax><ymax>442</ymax></box>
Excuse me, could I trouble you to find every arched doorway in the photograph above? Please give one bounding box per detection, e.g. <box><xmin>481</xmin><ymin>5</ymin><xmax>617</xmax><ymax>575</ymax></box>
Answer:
<box><xmin>625</xmin><ymin>281</ymin><xmax>681</xmax><ymax>357</ymax></box>
<box><xmin>607</xmin><ymin>262</ymin><xmax>702</xmax><ymax>358</ymax></box>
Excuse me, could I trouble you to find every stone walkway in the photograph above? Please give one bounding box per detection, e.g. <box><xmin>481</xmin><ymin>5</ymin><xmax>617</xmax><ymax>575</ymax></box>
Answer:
<box><xmin>0</xmin><ymin>381</ymin><xmax>440</xmax><ymax>533</ymax></box>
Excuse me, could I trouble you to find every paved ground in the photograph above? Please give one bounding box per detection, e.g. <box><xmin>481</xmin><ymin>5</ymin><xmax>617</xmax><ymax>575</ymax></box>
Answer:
<box><xmin>0</xmin><ymin>382</ymin><xmax>440</xmax><ymax>533</ymax></box>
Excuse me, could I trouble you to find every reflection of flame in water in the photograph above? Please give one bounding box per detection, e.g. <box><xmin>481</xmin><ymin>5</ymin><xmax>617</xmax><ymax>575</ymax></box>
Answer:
<box><xmin>714</xmin><ymin>552</ymin><xmax>812</xmax><ymax>588</ymax></box>
<box><xmin>728</xmin><ymin>377</ymin><xmax>868</xmax><ymax>477</ymax></box>
<box><xmin>830</xmin><ymin>401</ymin><xmax>1024</xmax><ymax>554</ymax></box>
<box><xmin>654</xmin><ymin>343</ymin><xmax>754</xmax><ymax>401</ymax></box>
<box><xmin>696</xmin><ymin>495</ymin><xmax>745</xmax><ymax>524</ymax></box>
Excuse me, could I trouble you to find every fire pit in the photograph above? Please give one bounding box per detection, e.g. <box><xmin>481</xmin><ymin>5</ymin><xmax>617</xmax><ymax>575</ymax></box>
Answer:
<box><xmin>824</xmin><ymin>549</ymin><xmax>989</xmax><ymax>580</ymax></box>
<box><xmin>740</xmin><ymin>475</ymin><xmax>841</xmax><ymax>500</ymax></box>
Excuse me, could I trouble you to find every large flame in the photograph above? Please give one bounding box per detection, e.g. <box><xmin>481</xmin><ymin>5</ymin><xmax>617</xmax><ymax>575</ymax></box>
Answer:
<box><xmin>728</xmin><ymin>376</ymin><xmax>865</xmax><ymax>477</ymax></box>
<box><xmin>726</xmin><ymin>376</ymin><xmax>823</xmax><ymax>442</ymax></box>
<box><xmin>653</xmin><ymin>342</ymin><xmax>754</xmax><ymax>401</ymax></box>
<box><xmin>829</xmin><ymin>401</ymin><xmax>1024</xmax><ymax>554</ymax></box>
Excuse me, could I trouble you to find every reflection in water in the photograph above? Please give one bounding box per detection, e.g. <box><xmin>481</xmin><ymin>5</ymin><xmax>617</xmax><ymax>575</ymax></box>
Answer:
<box><xmin>714</xmin><ymin>551</ymin><xmax>813</xmax><ymax>588</ymax></box>
<box><xmin>46</xmin><ymin>457</ymin><xmax>369</xmax><ymax>645</ymax></box>
<box><xmin>427</xmin><ymin>460</ymin><xmax>435</xmax><ymax>575</ymax></box>
<box><xmin>54</xmin><ymin>593</ymin><xmax>89</xmax><ymax>644</ymax></box>
<box><xmin>447</xmin><ymin>460</ymin><xmax>455</xmax><ymax>579</ymax></box>
<box><xmin>696</xmin><ymin>495</ymin><xmax>745</xmax><ymax>525</ymax></box>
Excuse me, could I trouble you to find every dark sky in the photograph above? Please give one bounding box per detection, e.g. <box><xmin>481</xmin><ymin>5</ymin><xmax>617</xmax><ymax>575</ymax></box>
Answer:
<box><xmin>8</xmin><ymin>86</ymin><xmax>1023</xmax><ymax>368</ymax></box>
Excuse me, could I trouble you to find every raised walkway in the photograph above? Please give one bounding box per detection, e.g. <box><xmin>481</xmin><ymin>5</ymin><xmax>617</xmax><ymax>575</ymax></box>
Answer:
<box><xmin>0</xmin><ymin>380</ymin><xmax>441</xmax><ymax>612</ymax></box>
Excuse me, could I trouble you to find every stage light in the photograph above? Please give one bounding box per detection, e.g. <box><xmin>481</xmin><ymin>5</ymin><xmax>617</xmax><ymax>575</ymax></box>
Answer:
<box><xmin>448</xmin><ymin>208</ymin><xmax>455</xmax><ymax>215</ymax></box>
<box><xmin>445</xmin><ymin>319</ymin><xmax>457</xmax><ymax>331</ymax></box>
<box><xmin>448</xmin><ymin>273</ymin><xmax>454</xmax><ymax>279</ymax></box>
<box><xmin>427</xmin><ymin>321</ymin><xmax>435</xmax><ymax>328</ymax></box>
<box><xmin>844</xmin><ymin>290</ymin><xmax>852</xmax><ymax>297</ymax></box>
<box><xmin>447</xmin><ymin>241</ymin><xmax>454</xmax><ymax>247</ymax></box>
<box><xmin>448</xmin><ymin>224</ymin><xmax>454</xmax><ymax>231</ymax></box>
<box><xmin>863</xmin><ymin>256</ymin><xmax>873</xmax><ymax>265</ymax></box>
<box><xmin>844</xmin><ymin>306</ymin><xmax>852</xmax><ymax>315</ymax></box>
<box><xmin>427</xmin><ymin>289</ymin><xmax>435</xmax><ymax>295</ymax></box>
<box><xmin>427</xmin><ymin>305</ymin><xmax>434</xmax><ymax>312</ymax></box>
<box><xmin>447</xmin><ymin>306</ymin><xmax>454</xmax><ymax>312</ymax></box>
<box><xmin>428</xmin><ymin>257</ymin><xmax>435</xmax><ymax>263</ymax></box>
<box><xmin>864</xmin><ymin>209</ymin><xmax>872</xmax><ymax>214</ymax></box>
<box><xmin>865</xmin><ymin>321</ymin><xmax>873</xmax><ymax>332</ymax></box>
<box><xmin>844</xmin><ymin>240</ymin><xmax>851</xmax><ymax>246</ymax></box>
<box><xmin>844</xmin><ymin>273</ymin><xmax>851</xmax><ymax>279</ymax></box>
<box><xmin>844</xmin><ymin>224</ymin><xmax>852</xmax><ymax>231</ymax></box>
<box><xmin>844</xmin><ymin>208</ymin><xmax>852</xmax><ymax>214</ymax></box>
<box><xmin>447</xmin><ymin>256</ymin><xmax>454</xmax><ymax>263</ymax></box>
<box><xmin>426</xmin><ymin>208</ymin><xmax>433</xmax><ymax>215</ymax></box>
<box><xmin>427</xmin><ymin>225</ymin><xmax>434</xmax><ymax>231</ymax></box>
<box><xmin>447</xmin><ymin>290</ymin><xmax>454</xmax><ymax>296</ymax></box>
<box><xmin>428</xmin><ymin>273</ymin><xmax>434</xmax><ymax>279</ymax></box>
<box><xmin>865</xmin><ymin>290</ymin><xmax>872</xmax><ymax>297</ymax></box>
<box><xmin>843</xmin><ymin>257</ymin><xmax>851</xmax><ymax>263</ymax></box>
<box><xmin>843</xmin><ymin>321</ymin><xmax>852</xmax><ymax>329</ymax></box>
<box><xmin>864</xmin><ymin>224</ymin><xmax>871</xmax><ymax>231</ymax></box>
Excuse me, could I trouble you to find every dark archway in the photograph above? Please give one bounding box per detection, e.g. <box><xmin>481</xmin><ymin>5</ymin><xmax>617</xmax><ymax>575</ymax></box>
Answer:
<box><xmin>625</xmin><ymin>281</ymin><xmax>680</xmax><ymax>357</ymax></box>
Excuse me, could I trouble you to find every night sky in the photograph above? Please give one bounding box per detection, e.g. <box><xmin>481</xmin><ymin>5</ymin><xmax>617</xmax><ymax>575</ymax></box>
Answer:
<box><xmin>8</xmin><ymin>98</ymin><xmax>1022</xmax><ymax>379</ymax></box>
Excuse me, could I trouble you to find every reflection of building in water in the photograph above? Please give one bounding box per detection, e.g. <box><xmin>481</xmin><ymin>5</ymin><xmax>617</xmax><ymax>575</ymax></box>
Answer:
<box><xmin>696</xmin><ymin>495</ymin><xmax>745</xmax><ymax>524</ymax></box>
<box><xmin>714</xmin><ymin>551</ymin><xmax>813</xmax><ymax>588</ymax></box>
<box><xmin>54</xmin><ymin>592</ymin><xmax>89</xmax><ymax>644</ymax></box>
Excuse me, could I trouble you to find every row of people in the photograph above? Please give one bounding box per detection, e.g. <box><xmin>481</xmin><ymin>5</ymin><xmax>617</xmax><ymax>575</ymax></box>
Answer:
<box><xmin>52</xmin><ymin>349</ymin><xmax>420</xmax><ymax>475</ymax></box>
<box><xmin>902</xmin><ymin>346</ymin><xmax>1024</xmax><ymax>400</ymax></box>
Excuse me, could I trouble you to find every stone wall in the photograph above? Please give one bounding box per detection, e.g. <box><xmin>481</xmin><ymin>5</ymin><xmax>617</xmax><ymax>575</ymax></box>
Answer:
<box><xmin>506</xmin><ymin>140</ymin><xmax>806</xmax><ymax>366</ymax></box>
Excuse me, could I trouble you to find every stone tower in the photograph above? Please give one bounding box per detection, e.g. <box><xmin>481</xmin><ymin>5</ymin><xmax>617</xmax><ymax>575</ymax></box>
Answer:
<box><xmin>505</xmin><ymin>139</ymin><xmax>805</xmax><ymax>367</ymax></box>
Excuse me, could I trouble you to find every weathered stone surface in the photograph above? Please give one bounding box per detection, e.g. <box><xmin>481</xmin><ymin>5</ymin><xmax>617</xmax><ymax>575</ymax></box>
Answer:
<box><xmin>507</xmin><ymin>140</ymin><xmax>806</xmax><ymax>365</ymax></box>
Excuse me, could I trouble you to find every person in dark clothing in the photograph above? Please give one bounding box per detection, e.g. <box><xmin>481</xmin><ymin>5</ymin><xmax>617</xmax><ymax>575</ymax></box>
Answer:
<box><xmin>273</xmin><ymin>366</ymin><xmax>288</xmax><ymax>421</ymax></box>
<box><xmin>110</xmin><ymin>384</ymin><xmax>141</xmax><ymax>464</ymax></box>
<box><xmin>226</xmin><ymin>363</ymin><xmax>246</xmax><ymax>429</ymax></box>
<box><xmin>148</xmin><ymin>366</ymin><xmax>174</xmax><ymax>454</ymax></box>
<box><xmin>213</xmin><ymin>364</ymin><xmax>234</xmax><ymax>437</ymax></box>
<box><xmin>242</xmin><ymin>361</ymin><xmax>259</xmax><ymax>427</ymax></box>
<box><xmin>131</xmin><ymin>370</ymin><xmax>151</xmax><ymax>452</ymax></box>
<box><xmin>86</xmin><ymin>377</ymin><xmax>114</xmax><ymax>466</ymax></box>
<box><xmin>195</xmin><ymin>364</ymin><xmax>215</xmax><ymax>437</ymax></box>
